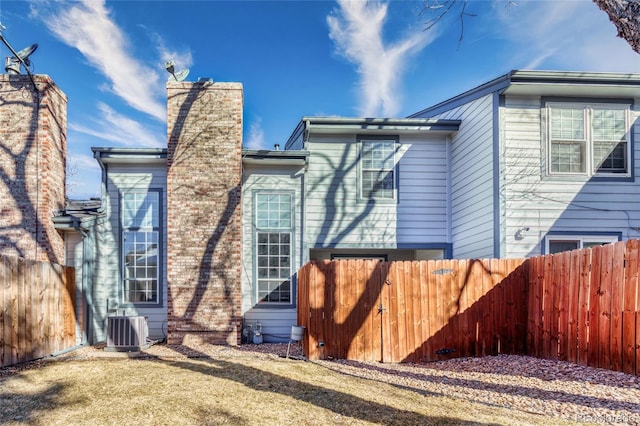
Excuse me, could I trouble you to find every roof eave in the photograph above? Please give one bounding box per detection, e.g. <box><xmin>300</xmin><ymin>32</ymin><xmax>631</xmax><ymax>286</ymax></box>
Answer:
<box><xmin>242</xmin><ymin>149</ymin><xmax>309</xmax><ymax>167</ymax></box>
<box><xmin>291</xmin><ymin>117</ymin><xmax>461</xmax><ymax>137</ymax></box>
<box><xmin>92</xmin><ymin>147</ymin><xmax>168</xmax><ymax>165</ymax></box>
<box><xmin>411</xmin><ymin>70</ymin><xmax>640</xmax><ymax>118</ymax></box>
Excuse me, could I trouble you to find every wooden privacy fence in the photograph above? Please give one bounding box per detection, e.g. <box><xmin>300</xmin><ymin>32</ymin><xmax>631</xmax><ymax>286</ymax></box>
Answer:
<box><xmin>297</xmin><ymin>257</ymin><xmax>528</xmax><ymax>364</ymax></box>
<box><xmin>297</xmin><ymin>239</ymin><xmax>640</xmax><ymax>377</ymax></box>
<box><xmin>0</xmin><ymin>255</ymin><xmax>76</xmax><ymax>367</ymax></box>
<box><xmin>527</xmin><ymin>239</ymin><xmax>640</xmax><ymax>375</ymax></box>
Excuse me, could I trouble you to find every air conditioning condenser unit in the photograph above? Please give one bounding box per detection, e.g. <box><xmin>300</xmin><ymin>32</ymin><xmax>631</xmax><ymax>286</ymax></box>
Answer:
<box><xmin>106</xmin><ymin>316</ymin><xmax>149</xmax><ymax>351</ymax></box>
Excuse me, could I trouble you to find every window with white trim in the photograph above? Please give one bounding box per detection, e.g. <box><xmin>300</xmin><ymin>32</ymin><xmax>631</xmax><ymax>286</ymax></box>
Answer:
<box><xmin>122</xmin><ymin>191</ymin><xmax>160</xmax><ymax>304</ymax></box>
<box><xmin>546</xmin><ymin>235</ymin><xmax>619</xmax><ymax>254</ymax></box>
<box><xmin>361</xmin><ymin>140</ymin><xmax>396</xmax><ymax>199</ymax></box>
<box><xmin>255</xmin><ymin>193</ymin><xmax>292</xmax><ymax>304</ymax></box>
<box><xmin>547</xmin><ymin>103</ymin><xmax>630</xmax><ymax>177</ymax></box>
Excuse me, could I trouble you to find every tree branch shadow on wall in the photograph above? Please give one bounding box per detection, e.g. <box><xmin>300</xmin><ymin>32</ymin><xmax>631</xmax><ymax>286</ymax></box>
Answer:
<box><xmin>0</xmin><ymin>79</ymin><xmax>66</xmax><ymax>265</ymax></box>
<box><xmin>166</xmin><ymin>82</ymin><xmax>241</xmax><ymax>343</ymax></box>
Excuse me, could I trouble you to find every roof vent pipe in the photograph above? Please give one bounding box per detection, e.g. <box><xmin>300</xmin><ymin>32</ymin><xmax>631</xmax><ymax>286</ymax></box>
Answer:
<box><xmin>274</xmin><ymin>143</ymin><xmax>280</xmax><ymax>151</ymax></box>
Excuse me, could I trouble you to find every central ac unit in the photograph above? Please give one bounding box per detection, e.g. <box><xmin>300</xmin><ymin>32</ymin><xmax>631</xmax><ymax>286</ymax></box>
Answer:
<box><xmin>106</xmin><ymin>316</ymin><xmax>148</xmax><ymax>351</ymax></box>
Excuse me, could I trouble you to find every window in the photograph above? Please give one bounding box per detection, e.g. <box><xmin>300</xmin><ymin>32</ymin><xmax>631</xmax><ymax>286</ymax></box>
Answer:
<box><xmin>255</xmin><ymin>193</ymin><xmax>292</xmax><ymax>304</ymax></box>
<box><xmin>547</xmin><ymin>103</ymin><xmax>630</xmax><ymax>177</ymax></box>
<box><xmin>361</xmin><ymin>140</ymin><xmax>396</xmax><ymax>199</ymax></box>
<box><xmin>122</xmin><ymin>191</ymin><xmax>160</xmax><ymax>304</ymax></box>
<box><xmin>546</xmin><ymin>235</ymin><xmax>619</xmax><ymax>254</ymax></box>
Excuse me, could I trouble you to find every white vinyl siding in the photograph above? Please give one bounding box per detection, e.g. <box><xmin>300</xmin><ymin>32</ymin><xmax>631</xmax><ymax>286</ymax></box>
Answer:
<box><xmin>415</xmin><ymin>94</ymin><xmax>495</xmax><ymax>259</ymax></box>
<box><xmin>304</xmin><ymin>134</ymin><xmax>451</xmax><ymax>249</ymax></box>
<box><xmin>305</xmin><ymin>136</ymin><xmax>397</xmax><ymax>247</ymax></box>
<box><xmin>396</xmin><ymin>136</ymin><xmax>449</xmax><ymax>244</ymax></box>
<box><xmin>502</xmin><ymin>95</ymin><xmax>640</xmax><ymax>258</ymax></box>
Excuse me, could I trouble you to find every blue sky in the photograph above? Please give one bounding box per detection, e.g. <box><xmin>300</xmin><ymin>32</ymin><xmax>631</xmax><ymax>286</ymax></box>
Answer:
<box><xmin>1</xmin><ymin>0</ymin><xmax>639</xmax><ymax>199</ymax></box>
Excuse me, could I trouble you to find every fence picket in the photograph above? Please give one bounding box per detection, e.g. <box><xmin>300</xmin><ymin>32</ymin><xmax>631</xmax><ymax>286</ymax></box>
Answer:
<box><xmin>588</xmin><ymin>247</ymin><xmax>602</xmax><ymax>368</ymax></box>
<box><xmin>598</xmin><ymin>244</ymin><xmax>614</xmax><ymax>370</ymax></box>
<box><xmin>395</xmin><ymin>261</ymin><xmax>408</xmax><ymax>363</ymax></box>
<box><xmin>421</xmin><ymin>261</ymin><xmax>433</xmax><ymax>361</ymax></box>
<box><xmin>557</xmin><ymin>252</ymin><xmax>568</xmax><ymax>360</ymax></box>
<box><xmin>611</xmin><ymin>242</ymin><xmax>625</xmax><ymax>372</ymax></box>
<box><xmin>9</xmin><ymin>256</ymin><xmax>19</xmax><ymax>365</ymax></box>
<box><xmin>311</xmin><ymin>262</ymin><xmax>325</xmax><ymax>360</ymax></box>
<box><xmin>457</xmin><ymin>260</ymin><xmax>468</xmax><ymax>358</ymax></box>
<box><xmin>528</xmin><ymin>256</ymin><xmax>541</xmax><ymax>358</ymax></box>
<box><xmin>577</xmin><ymin>248</ymin><xmax>592</xmax><ymax>366</ymax></box>
<box><xmin>623</xmin><ymin>240</ymin><xmax>639</xmax><ymax>375</ymax></box>
<box><xmin>481</xmin><ymin>259</ymin><xmax>493</xmax><ymax>356</ymax></box>
<box><xmin>0</xmin><ymin>257</ymin><xmax>6</xmax><ymax>366</ymax></box>
<box><xmin>408</xmin><ymin>261</ymin><xmax>422</xmax><ymax>363</ymax></box>
<box><xmin>566</xmin><ymin>251</ymin><xmax>579</xmax><ymax>363</ymax></box>
<box><xmin>541</xmin><ymin>255</ymin><xmax>553</xmax><ymax>360</ymax></box>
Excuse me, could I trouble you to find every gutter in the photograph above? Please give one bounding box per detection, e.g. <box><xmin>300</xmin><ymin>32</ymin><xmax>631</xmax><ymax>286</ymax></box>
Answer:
<box><xmin>242</xmin><ymin>150</ymin><xmax>309</xmax><ymax>167</ymax></box>
<box><xmin>302</xmin><ymin>117</ymin><xmax>461</xmax><ymax>133</ymax></box>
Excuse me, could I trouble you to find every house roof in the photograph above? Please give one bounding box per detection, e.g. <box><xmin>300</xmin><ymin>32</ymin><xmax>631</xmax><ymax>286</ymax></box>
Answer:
<box><xmin>285</xmin><ymin>117</ymin><xmax>461</xmax><ymax>149</ymax></box>
<box><xmin>410</xmin><ymin>70</ymin><xmax>640</xmax><ymax>117</ymax></box>
<box><xmin>92</xmin><ymin>147</ymin><xmax>167</xmax><ymax>164</ymax></box>
<box><xmin>242</xmin><ymin>149</ymin><xmax>309</xmax><ymax>166</ymax></box>
<box><xmin>53</xmin><ymin>198</ymin><xmax>103</xmax><ymax>232</ymax></box>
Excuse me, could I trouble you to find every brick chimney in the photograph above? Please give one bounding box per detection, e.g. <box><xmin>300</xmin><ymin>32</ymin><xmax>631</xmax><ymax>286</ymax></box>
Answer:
<box><xmin>166</xmin><ymin>81</ymin><xmax>243</xmax><ymax>345</ymax></box>
<box><xmin>0</xmin><ymin>75</ymin><xmax>67</xmax><ymax>263</ymax></box>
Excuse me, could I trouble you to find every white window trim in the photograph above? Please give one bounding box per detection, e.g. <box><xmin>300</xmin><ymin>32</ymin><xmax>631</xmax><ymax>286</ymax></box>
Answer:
<box><xmin>545</xmin><ymin>235</ymin><xmax>619</xmax><ymax>254</ymax></box>
<box><xmin>255</xmin><ymin>231</ymin><xmax>292</xmax><ymax>304</ymax></box>
<box><xmin>121</xmin><ymin>190</ymin><xmax>161</xmax><ymax>305</ymax></box>
<box><xmin>359</xmin><ymin>139</ymin><xmax>398</xmax><ymax>201</ymax></box>
<box><xmin>546</xmin><ymin>102</ymin><xmax>631</xmax><ymax>178</ymax></box>
<box><xmin>254</xmin><ymin>191</ymin><xmax>294</xmax><ymax>305</ymax></box>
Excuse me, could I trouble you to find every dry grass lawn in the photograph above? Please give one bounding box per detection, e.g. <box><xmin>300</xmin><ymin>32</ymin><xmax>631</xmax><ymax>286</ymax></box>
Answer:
<box><xmin>0</xmin><ymin>348</ymin><xmax>584</xmax><ymax>426</ymax></box>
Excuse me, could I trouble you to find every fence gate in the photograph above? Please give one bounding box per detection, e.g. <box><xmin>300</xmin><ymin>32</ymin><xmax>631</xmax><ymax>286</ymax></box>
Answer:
<box><xmin>297</xmin><ymin>257</ymin><xmax>529</xmax><ymax>363</ymax></box>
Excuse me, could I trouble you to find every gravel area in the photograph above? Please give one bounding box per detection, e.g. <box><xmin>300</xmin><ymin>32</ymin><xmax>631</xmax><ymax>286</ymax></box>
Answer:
<box><xmin>7</xmin><ymin>342</ymin><xmax>640</xmax><ymax>425</ymax></box>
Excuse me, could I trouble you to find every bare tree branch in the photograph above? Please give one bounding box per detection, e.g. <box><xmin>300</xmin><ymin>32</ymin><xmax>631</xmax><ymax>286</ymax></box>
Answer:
<box><xmin>593</xmin><ymin>0</ymin><xmax>640</xmax><ymax>54</ymax></box>
<box><xmin>420</xmin><ymin>0</ymin><xmax>639</xmax><ymax>55</ymax></box>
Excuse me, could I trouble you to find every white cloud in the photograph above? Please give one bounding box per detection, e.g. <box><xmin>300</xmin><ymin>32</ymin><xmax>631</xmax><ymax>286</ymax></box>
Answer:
<box><xmin>245</xmin><ymin>118</ymin><xmax>267</xmax><ymax>150</ymax></box>
<box><xmin>496</xmin><ymin>0</ymin><xmax>640</xmax><ymax>72</ymax></box>
<box><xmin>31</xmin><ymin>0</ymin><xmax>167</xmax><ymax>120</ymax></box>
<box><xmin>327</xmin><ymin>0</ymin><xmax>435</xmax><ymax>117</ymax></box>
<box><xmin>69</xmin><ymin>102</ymin><xmax>164</xmax><ymax>148</ymax></box>
<box><xmin>148</xmin><ymin>29</ymin><xmax>193</xmax><ymax>71</ymax></box>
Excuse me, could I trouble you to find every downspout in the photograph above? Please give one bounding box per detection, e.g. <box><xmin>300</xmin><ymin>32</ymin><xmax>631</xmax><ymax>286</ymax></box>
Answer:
<box><xmin>302</xmin><ymin>119</ymin><xmax>311</xmax><ymax>264</ymax></box>
<box><xmin>89</xmin><ymin>152</ymin><xmax>109</xmax><ymax>343</ymax></box>
<box><xmin>69</xmin><ymin>217</ymin><xmax>90</xmax><ymax>346</ymax></box>
<box><xmin>80</xmin><ymin>223</ymin><xmax>90</xmax><ymax>346</ymax></box>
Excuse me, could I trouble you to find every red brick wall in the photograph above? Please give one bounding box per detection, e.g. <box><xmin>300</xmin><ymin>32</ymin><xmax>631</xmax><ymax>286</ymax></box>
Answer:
<box><xmin>166</xmin><ymin>81</ymin><xmax>243</xmax><ymax>345</ymax></box>
<box><xmin>0</xmin><ymin>75</ymin><xmax>67</xmax><ymax>263</ymax></box>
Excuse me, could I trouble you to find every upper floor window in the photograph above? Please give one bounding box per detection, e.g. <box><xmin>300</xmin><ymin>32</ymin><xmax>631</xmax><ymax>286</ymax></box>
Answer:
<box><xmin>122</xmin><ymin>191</ymin><xmax>160</xmax><ymax>304</ymax></box>
<box><xmin>255</xmin><ymin>193</ymin><xmax>293</xmax><ymax>304</ymax></box>
<box><xmin>361</xmin><ymin>139</ymin><xmax>396</xmax><ymax>199</ymax></box>
<box><xmin>547</xmin><ymin>103</ymin><xmax>630</xmax><ymax>177</ymax></box>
